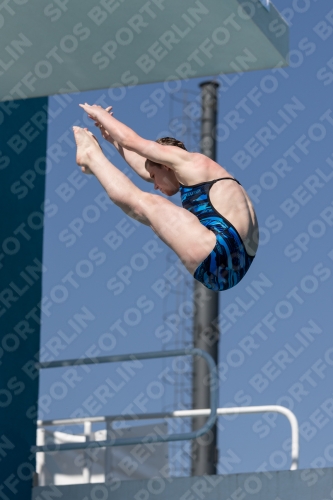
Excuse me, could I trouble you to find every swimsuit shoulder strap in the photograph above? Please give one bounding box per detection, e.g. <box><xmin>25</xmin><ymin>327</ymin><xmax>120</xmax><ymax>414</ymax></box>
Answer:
<box><xmin>179</xmin><ymin>178</ymin><xmax>241</xmax><ymax>188</ymax></box>
<box><xmin>210</xmin><ymin>177</ymin><xmax>241</xmax><ymax>185</ymax></box>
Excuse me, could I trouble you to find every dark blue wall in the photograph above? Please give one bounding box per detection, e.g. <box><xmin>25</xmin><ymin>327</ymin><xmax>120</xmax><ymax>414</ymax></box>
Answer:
<box><xmin>0</xmin><ymin>97</ymin><xmax>48</xmax><ymax>499</ymax></box>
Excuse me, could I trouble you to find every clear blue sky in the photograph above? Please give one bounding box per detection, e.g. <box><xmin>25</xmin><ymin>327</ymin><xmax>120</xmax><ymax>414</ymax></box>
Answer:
<box><xmin>39</xmin><ymin>0</ymin><xmax>333</xmax><ymax>474</ymax></box>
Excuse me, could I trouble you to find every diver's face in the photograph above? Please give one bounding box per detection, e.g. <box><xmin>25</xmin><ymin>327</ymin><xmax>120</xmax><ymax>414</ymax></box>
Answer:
<box><xmin>145</xmin><ymin>161</ymin><xmax>179</xmax><ymax>196</ymax></box>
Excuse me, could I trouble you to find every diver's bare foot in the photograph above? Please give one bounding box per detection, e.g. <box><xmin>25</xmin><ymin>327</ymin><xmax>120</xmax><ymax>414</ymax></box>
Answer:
<box><xmin>73</xmin><ymin>126</ymin><xmax>103</xmax><ymax>174</ymax></box>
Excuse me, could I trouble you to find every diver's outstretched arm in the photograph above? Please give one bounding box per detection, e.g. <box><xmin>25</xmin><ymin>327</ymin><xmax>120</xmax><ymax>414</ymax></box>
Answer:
<box><xmin>93</xmin><ymin>106</ymin><xmax>153</xmax><ymax>183</ymax></box>
<box><xmin>109</xmin><ymin>139</ymin><xmax>153</xmax><ymax>183</ymax></box>
<box><xmin>80</xmin><ymin>103</ymin><xmax>193</xmax><ymax>172</ymax></box>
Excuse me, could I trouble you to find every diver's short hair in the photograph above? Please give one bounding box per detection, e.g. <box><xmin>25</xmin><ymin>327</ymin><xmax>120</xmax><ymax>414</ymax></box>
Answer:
<box><xmin>155</xmin><ymin>137</ymin><xmax>187</xmax><ymax>150</ymax></box>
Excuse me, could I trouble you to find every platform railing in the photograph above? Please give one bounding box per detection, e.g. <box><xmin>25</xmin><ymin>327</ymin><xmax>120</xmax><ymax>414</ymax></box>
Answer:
<box><xmin>37</xmin><ymin>405</ymin><xmax>299</xmax><ymax>470</ymax></box>
<box><xmin>34</xmin><ymin>348</ymin><xmax>299</xmax><ymax>470</ymax></box>
<box><xmin>33</xmin><ymin>348</ymin><xmax>218</xmax><ymax>453</ymax></box>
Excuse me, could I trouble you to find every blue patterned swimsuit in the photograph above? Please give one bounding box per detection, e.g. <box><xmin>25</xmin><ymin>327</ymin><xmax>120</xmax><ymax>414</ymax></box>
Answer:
<box><xmin>179</xmin><ymin>178</ymin><xmax>255</xmax><ymax>292</ymax></box>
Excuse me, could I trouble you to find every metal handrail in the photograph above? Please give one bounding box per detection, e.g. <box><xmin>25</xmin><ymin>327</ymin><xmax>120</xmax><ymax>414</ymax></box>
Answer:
<box><xmin>37</xmin><ymin>405</ymin><xmax>299</xmax><ymax>470</ymax></box>
<box><xmin>33</xmin><ymin>348</ymin><xmax>218</xmax><ymax>453</ymax></box>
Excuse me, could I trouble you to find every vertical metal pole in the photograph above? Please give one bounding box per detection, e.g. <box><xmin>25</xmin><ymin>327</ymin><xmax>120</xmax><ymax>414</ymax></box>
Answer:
<box><xmin>191</xmin><ymin>81</ymin><xmax>219</xmax><ymax>476</ymax></box>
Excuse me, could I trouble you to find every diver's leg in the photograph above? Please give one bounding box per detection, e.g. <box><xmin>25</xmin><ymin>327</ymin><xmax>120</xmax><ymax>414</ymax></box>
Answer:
<box><xmin>74</xmin><ymin>126</ymin><xmax>216</xmax><ymax>274</ymax></box>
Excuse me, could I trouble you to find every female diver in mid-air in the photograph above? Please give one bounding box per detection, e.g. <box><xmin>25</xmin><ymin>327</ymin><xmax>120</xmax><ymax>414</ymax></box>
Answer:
<box><xmin>73</xmin><ymin>103</ymin><xmax>258</xmax><ymax>292</ymax></box>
